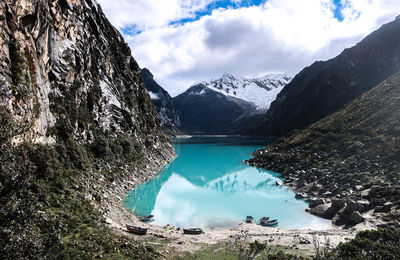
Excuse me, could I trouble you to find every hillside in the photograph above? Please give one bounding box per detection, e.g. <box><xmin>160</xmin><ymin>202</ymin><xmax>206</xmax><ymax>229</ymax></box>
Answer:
<box><xmin>0</xmin><ymin>0</ymin><xmax>174</xmax><ymax>258</ymax></box>
<box><xmin>249</xmin><ymin>17</ymin><xmax>400</xmax><ymax>137</ymax></box>
<box><xmin>248</xmin><ymin>72</ymin><xmax>400</xmax><ymax>226</ymax></box>
<box><xmin>173</xmin><ymin>84</ymin><xmax>261</xmax><ymax>134</ymax></box>
<box><xmin>141</xmin><ymin>68</ymin><xmax>180</xmax><ymax>131</ymax></box>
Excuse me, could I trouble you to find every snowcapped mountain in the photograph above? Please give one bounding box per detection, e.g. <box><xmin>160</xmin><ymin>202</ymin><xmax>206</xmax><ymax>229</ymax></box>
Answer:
<box><xmin>202</xmin><ymin>73</ymin><xmax>292</xmax><ymax>110</ymax></box>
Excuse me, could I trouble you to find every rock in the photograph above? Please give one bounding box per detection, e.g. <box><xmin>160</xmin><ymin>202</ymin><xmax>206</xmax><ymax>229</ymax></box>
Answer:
<box><xmin>321</xmin><ymin>191</ymin><xmax>332</xmax><ymax>197</ymax></box>
<box><xmin>295</xmin><ymin>193</ymin><xmax>307</xmax><ymax>199</ymax></box>
<box><xmin>299</xmin><ymin>237</ymin><xmax>311</xmax><ymax>244</ymax></box>
<box><xmin>349</xmin><ymin>211</ymin><xmax>364</xmax><ymax>224</ymax></box>
<box><xmin>371</xmin><ymin>198</ymin><xmax>385</xmax><ymax>206</ymax></box>
<box><xmin>105</xmin><ymin>218</ymin><xmax>113</xmax><ymax>225</ymax></box>
<box><xmin>344</xmin><ymin>200</ymin><xmax>364</xmax><ymax>214</ymax></box>
<box><xmin>369</xmin><ymin>185</ymin><xmax>380</xmax><ymax>196</ymax></box>
<box><xmin>309</xmin><ymin>198</ymin><xmax>326</xmax><ymax>208</ymax></box>
<box><xmin>355</xmin><ymin>185</ymin><xmax>364</xmax><ymax>191</ymax></box>
<box><xmin>382</xmin><ymin>202</ymin><xmax>393</xmax><ymax>212</ymax></box>
<box><xmin>331</xmin><ymin>199</ymin><xmax>345</xmax><ymax>210</ymax></box>
<box><xmin>309</xmin><ymin>203</ymin><xmax>338</xmax><ymax>219</ymax></box>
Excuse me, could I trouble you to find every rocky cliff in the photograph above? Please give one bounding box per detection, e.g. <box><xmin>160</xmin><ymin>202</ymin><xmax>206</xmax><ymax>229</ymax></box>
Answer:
<box><xmin>248</xmin><ymin>72</ymin><xmax>400</xmax><ymax>227</ymax></box>
<box><xmin>142</xmin><ymin>68</ymin><xmax>180</xmax><ymax>132</ymax></box>
<box><xmin>249</xmin><ymin>17</ymin><xmax>400</xmax><ymax>137</ymax></box>
<box><xmin>0</xmin><ymin>0</ymin><xmax>174</xmax><ymax>258</ymax></box>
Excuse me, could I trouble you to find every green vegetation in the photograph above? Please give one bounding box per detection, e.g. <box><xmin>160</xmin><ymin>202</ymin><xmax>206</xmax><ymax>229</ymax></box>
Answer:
<box><xmin>175</xmin><ymin>229</ymin><xmax>400</xmax><ymax>260</ymax></box>
<box><xmin>336</xmin><ymin>229</ymin><xmax>400</xmax><ymax>259</ymax></box>
<box><xmin>0</xmin><ymin>107</ymin><xmax>158</xmax><ymax>259</ymax></box>
<box><xmin>172</xmin><ymin>241</ymin><xmax>307</xmax><ymax>260</ymax></box>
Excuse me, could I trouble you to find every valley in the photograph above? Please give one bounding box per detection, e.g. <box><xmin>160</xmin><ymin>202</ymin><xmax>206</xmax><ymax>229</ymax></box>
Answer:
<box><xmin>1</xmin><ymin>0</ymin><xmax>400</xmax><ymax>259</ymax></box>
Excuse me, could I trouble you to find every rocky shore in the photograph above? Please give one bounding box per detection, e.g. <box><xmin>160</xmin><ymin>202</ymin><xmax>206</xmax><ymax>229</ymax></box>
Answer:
<box><xmin>247</xmin><ymin>73</ymin><xmax>400</xmax><ymax>230</ymax></box>
<box><xmin>99</xmin><ymin>143</ymin><xmax>370</xmax><ymax>257</ymax></box>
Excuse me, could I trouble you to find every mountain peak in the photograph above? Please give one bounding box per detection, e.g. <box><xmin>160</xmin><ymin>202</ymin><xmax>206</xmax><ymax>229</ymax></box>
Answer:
<box><xmin>201</xmin><ymin>73</ymin><xmax>292</xmax><ymax>110</ymax></box>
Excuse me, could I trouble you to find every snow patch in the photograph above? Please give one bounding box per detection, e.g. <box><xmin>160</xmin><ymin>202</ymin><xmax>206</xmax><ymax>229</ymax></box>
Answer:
<box><xmin>202</xmin><ymin>73</ymin><xmax>292</xmax><ymax>110</ymax></box>
<box><xmin>148</xmin><ymin>91</ymin><xmax>160</xmax><ymax>100</ymax></box>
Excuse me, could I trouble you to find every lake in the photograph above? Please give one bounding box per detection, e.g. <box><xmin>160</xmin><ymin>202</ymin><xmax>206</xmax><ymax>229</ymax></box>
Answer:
<box><xmin>124</xmin><ymin>137</ymin><xmax>331</xmax><ymax>230</ymax></box>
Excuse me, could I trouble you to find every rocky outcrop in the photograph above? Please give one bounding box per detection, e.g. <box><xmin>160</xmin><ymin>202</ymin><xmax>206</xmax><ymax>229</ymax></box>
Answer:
<box><xmin>0</xmin><ymin>0</ymin><xmax>174</xmax><ymax>258</ymax></box>
<box><xmin>248</xmin><ymin>72</ymin><xmax>400</xmax><ymax>227</ymax></box>
<box><xmin>142</xmin><ymin>68</ymin><xmax>180</xmax><ymax>132</ymax></box>
<box><xmin>249</xmin><ymin>17</ymin><xmax>400</xmax><ymax>137</ymax></box>
<box><xmin>0</xmin><ymin>0</ymin><xmax>168</xmax><ymax>147</ymax></box>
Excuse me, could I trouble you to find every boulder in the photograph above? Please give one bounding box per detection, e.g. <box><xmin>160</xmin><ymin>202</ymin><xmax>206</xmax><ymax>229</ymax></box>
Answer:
<box><xmin>309</xmin><ymin>204</ymin><xmax>331</xmax><ymax>218</ymax></box>
<box><xmin>309</xmin><ymin>203</ymin><xmax>338</xmax><ymax>219</ymax></box>
<box><xmin>349</xmin><ymin>211</ymin><xmax>364</xmax><ymax>224</ymax></box>
<box><xmin>295</xmin><ymin>193</ymin><xmax>307</xmax><ymax>199</ymax></box>
<box><xmin>309</xmin><ymin>198</ymin><xmax>326</xmax><ymax>208</ymax></box>
<box><xmin>382</xmin><ymin>202</ymin><xmax>393</xmax><ymax>212</ymax></box>
<box><xmin>344</xmin><ymin>200</ymin><xmax>364</xmax><ymax>214</ymax></box>
<box><xmin>331</xmin><ymin>199</ymin><xmax>345</xmax><ymax>210</ymax></box>
<box><xmin>371</xmin><ymin>197</ymin><xmax>385</xmax><ymax>206</ymax></box>
<box><xmin>368</xmin><ymin>185</ymin><xmax>380</xmax><ymax>196</ymax></box>
<box><xmin>321</xmin><ymin>191</ymin><xmax>332</xmax><ymax>197</ymax></box>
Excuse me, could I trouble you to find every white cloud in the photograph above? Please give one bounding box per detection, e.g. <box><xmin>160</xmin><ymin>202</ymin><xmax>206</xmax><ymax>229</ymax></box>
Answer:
<box><xmin>98</xmin><ymin>0</ymin><xmax>400</xmax><ymax>96</ymax></box>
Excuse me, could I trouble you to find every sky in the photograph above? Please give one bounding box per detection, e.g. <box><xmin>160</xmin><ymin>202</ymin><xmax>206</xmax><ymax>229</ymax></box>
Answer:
<box><xmin>97</xmin><ymin>0</ymin><xmax>400</xmax><ymax>96</ymax></box>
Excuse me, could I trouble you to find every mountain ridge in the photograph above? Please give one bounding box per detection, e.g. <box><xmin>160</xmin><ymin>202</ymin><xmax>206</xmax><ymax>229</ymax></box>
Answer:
<box><xmin>249</xmin><ymin>17</ymin><xmax>400</xmax><ymax>136</ymax></box>
<box><xmin>248</xmin><ymin>71</ymin><xmax>400</xmax><ymax>226</ymax></box>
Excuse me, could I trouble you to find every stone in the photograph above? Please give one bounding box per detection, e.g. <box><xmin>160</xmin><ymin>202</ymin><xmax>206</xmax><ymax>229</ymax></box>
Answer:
<box><xmin>309</xmin><ymin>203</ymin><xmax>338</xmax><ymax>219</ymax></box>
<box><xmin>344</xmin><ymin>200</ymin><xmax>364</xmax><ymax>214</ymax></box>
<box><xmin>299</xmin><ymin>238</ymin><xmax>311</xmax><ymax>244</ymax></box>
<box><xmin>369</xmin><ymin>185</ymin><xmax>380</xmax><ymax>196</ymax></box>
<box><xmin>349</xmin><ymin>211</ymin><xmax>364</xmax><ymax>224</ymax></box>
<box><xmin>371</xmin><ymin>198</ymin><xmax>385</xmax><ymax>206</ymax></box>
<box><xmin>382</xmin><ymin>202</ymin><xmax>393</xmax><ymax>212</ymax></box>
<box><xmin>321</xmin><ymin>191</ymin><xmax>332</xmax><ymax>197</ymax></box>
<box><xmin>331</xmin><ymin>199</ymin><xmax>345</xmax><ymax>210</ymax></box>
<box><xmin>295</xmin><ymin>193</ymin><xmax>307</xmax><ymax>199</ymax></box>
<box><xmin>309</xmin><ymin>198</ymin><xmax>326</xmax><ymax>208</ymax></box>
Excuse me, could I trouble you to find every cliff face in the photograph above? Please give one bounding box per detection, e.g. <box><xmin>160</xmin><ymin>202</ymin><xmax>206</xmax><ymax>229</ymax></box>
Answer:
<box><xmin>141</xmin><ymin>68</ymin><xmax>180</xmax><ymax>132</ymax></box>
<box><xmin>249</xmin><ymin>17</ymin><xmax>400</xmax><ymax>137</ymax></box>
<box><xmin>0</xmin><ymin>0</ymin><xmax>174</xmax><ymax>258</ymax></box>
<box><xmin>0</xmin><ymin>0</ymin><xmax>164</xmax><ymax>145</ymax></box>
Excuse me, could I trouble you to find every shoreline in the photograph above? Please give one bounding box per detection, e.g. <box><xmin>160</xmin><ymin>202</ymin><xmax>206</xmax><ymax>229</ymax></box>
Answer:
<box><xmin>99</xmin><ymin>150</ymin><xmax>374</xmax><ymax>256</ymax></box>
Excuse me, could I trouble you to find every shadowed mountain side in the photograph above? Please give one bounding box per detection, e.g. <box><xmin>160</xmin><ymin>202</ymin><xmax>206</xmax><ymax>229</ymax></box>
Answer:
<box><xmin>248</xmin><ymin>17</ymin><xmax>400</xmax><ymax>137</ymax></box>
<box><xmin>142</xmin><ymin>68</ymin><xmax>180</xmax><ymax>131</ymax></box>
<box><xmin>173</xmin><ymin>84</ymin><xmax>261</xmax><ymax>134</ymax></box>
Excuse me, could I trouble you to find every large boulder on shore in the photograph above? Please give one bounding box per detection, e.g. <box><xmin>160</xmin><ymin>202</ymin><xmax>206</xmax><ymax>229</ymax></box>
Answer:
<box><xmin>344</xmin><ymin>200</ymin><xmax>364</xmax><ymax>214</ymax></box>
<box><xmin>309</xmin><ymin>198</ymin><xmax>326</xmax><ymax>208</ymax></box>
<box><xmin>349</xmin><ymin>211</ymin><xmax>364</xmax><ymax>224</ymax></box>
<box><xmin>309</xmin><ymin>203</ymin><xmax>339</xmax><ymax>219</ymax></box>
<box><xmin>331</xmin><ymin>199</ymin><xmax>346</xmax><ymax>210</ymax></box>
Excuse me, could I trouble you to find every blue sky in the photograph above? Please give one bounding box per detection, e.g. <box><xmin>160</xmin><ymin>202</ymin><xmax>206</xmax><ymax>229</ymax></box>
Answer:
<box><xmin>98</xmin><ymin>0</ymin><xmax>400</xmax><ymax>96</ymax></box>
<box><xmin>122</xmin><ymin>0</ymin><xmax>345</xmax><ymax>36</ymax></box>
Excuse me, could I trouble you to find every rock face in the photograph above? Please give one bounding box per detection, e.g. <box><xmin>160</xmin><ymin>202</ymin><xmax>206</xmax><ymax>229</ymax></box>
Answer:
<box><xmin>249</xmin><ymin>17</ymin><xmax>400</xmax><ymax>136</ymax></box>
<box><xmin>248</xmin><ymin>71</ymin><xmax>400</xmax><ymax>226</ymax></box>
<box><xmin>0</xmin><ymin>0</ymin><xmax>168</xmax><ymax>148</ymax></box>
<box><xmin>173</xmin><ymin>84</ymin><xmax>262</xmax><ymax>134</ymax></box>
<box><xmin>141</xmin><ymin>68</ymin><xmax>180</xmax><ymax>132</ymax></box>
<box><xmin>0</xmin><ymin>0</ymin><xmax>174</xmax><ymax>258</ymax></box>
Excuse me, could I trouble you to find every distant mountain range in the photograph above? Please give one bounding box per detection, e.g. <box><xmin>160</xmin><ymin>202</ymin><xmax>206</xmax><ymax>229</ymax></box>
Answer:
<box><xmin>142</xmin><ymin>71</ymin><xmax>292</xmax><ymax>134</ymax></box>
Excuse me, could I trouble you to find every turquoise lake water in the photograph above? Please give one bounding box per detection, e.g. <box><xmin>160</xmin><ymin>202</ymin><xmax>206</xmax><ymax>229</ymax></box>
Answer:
<box><xmin>124</xmin><ymin>137</ymin><xmax>331</xmax><ymax>230</ymax></box>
